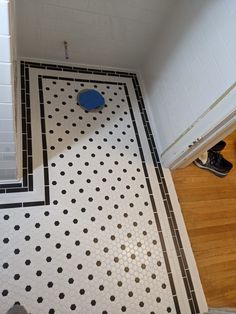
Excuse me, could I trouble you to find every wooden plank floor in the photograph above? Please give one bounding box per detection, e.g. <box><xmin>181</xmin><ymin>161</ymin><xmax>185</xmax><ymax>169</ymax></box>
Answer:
<box><xmin>172</xmin><ymin>131</ymin><xmax>236</xmax><ymax>308</ymax></box>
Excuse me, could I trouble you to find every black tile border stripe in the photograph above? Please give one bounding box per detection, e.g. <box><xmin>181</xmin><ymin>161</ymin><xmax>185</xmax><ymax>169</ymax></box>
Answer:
<box><xmin>0</xmin><ymin>63</ymin><xmax>34</xmax><ymax>192</ymax></box>
<box><xmin>0</xmin><ymin>63</ymin><xmax>49</xmax><ymax>208</ymax></box>
<box><xmin>0</xmin><ymin>61</ymin><xmax>201</xmax><ymax>314</ymax></box>
<box><xmin>124</xmin><ymin>84</ymin><xmax>180</xmax><ymax>313</ymax></box>
<box><xmin>131</xmin><ymin>77</ymin><xmax>200</xmax><ymax>314</ymax></box>
<box><xmin>0</xmin><ymin>64</ymin><xmax>29</xmax><ymax>191</ymax></box>
<box><xmin>38</xmin><ymin>76</ymin><xmax>50</xmax><ymax>205</ymax></box>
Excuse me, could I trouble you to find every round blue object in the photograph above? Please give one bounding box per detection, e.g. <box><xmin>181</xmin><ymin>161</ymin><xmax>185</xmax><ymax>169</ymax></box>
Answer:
<box><xmin>77</xmin><ymin>89</ymin><xmax>105</xmax><ymax>111</ymax></box>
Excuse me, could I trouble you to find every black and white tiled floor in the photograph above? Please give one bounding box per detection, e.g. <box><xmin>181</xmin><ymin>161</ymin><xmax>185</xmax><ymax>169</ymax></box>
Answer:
<box><xmin>0</xmin><ymin>61</ymin><xmax>207</xmax><ymax>314</ymax></box>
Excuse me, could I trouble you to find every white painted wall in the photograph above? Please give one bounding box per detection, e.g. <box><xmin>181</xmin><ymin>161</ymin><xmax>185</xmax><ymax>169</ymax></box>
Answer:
<box><xmin>0</xmin><ymin>0</ymin><xmax>17</xmax><ymax>180</ymax></box>
<box><xmin>15</xmin><ymin>0</ymin><xmax>173</xmax><ymax>69</ymax></box>
<box><xmin>142</xmin><ymin>0</ymin><xmax>236</xmax><ymax>165</ymax></box>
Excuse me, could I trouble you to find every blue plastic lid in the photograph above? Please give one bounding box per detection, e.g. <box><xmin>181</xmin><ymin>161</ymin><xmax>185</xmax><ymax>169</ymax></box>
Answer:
<box><xmin>77</xmin><ymin>89</ymin><xmax>105</xmax><ymax>111</ymax></box>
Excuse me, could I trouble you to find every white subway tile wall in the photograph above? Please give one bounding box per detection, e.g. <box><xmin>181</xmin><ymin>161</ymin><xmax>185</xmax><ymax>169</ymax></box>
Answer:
<box><xmin>15</xmin><ymin>0</ymin><xmax>174</xmax><ymax>68</ymax></box>
<box><xmin>0</xmin><ymin>0</ymin><xmax>17</xmax><ymax>181</ymax></box>
<box><xmin>0</xmin><ymin>85</ymin><xmax>13</xmax><ymax>103</ymax></box>
<box><xmin>0</xmin><ymin>36</ymin><xmax>11</xmax><ymax>62</ymax></box>
<box><xmin>0</xmin><ymin>103</ymin><xmax>14</xmax><ymax>119</ymax></box>
<box><xmin>0</xmin><ymin>63</ymin><xmax>11</xmax><ymax>85</ymax></box>
<box><xmin>0</xmin><ymin>1</ymin><xmax>10</xmax><ymax>35</ymax></box>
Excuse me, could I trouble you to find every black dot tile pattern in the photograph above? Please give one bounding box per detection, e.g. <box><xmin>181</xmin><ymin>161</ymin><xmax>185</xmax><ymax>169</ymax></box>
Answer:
<box><xmin>0</xmin><ymin>62</ymin><xmax>203</xmax><ymax>314</ymax></box>
<box><xmin>44</xmin><ymin>77</ymin><xmax>173</xmax><ymax>313</ymax></box>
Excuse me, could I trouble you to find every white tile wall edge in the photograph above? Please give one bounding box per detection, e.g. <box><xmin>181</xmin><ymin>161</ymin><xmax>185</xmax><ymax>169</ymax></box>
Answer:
<box><xmin>9</xmin><ymin>0</ymin><xmax>18</xmax><ymax>107</ymax></box>
<box><xmin>136</xmin><ymin>72</ymin><xmax>168</xmax><ymax>165</ymax></box>
<box><xmin>15</xmin><ymin>59</ymin><xmax>22</xmax><ymax>180</ymax></box>
<box><xmin>9</xmin><ymin>0</ymin><xmax>18</xmax><ymax>178</ymax></box>
<box><xmin>0</xmin><ymin>0</ymin><xmax>17</xmax><ymax>182</ymax></box>
<box><xmin>137</xmin><ymin>71</ymin><xmax>208</xmax><ymax>311</ymax></box>
<box><xmin>0</xmin><ymin>66</ymin><xmax>47</xmax><ymax>203</ymax></box>
<box><xmin>1</xmin><ymin>59</ymin><xmax>22</xmax><ymax>184</ymax></box>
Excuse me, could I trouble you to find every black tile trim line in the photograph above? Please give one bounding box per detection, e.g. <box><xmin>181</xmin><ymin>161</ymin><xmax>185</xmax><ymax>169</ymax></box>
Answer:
<box><xmin>131</xmin><ymin>76</ymin><xmax>200</xmax><ymax>314</ymax></box>
<box><xmin>41</xmin><ymin>72</ymin><xmax>180</xmax><ymax>314</ymax></box>
<box><xmin>123</xmin><ymin>84</ymin><xmax>181</xmax><ymax>314</ymax></box>
<box><xmin>0</xmin><ymin>64</ymin><xmax>32</xmax><ymax>192</ymax></box>
<box><xmin>22</xmin><ymin>60</ymin><xmax>137</xmax><ymax>77</ymax></box>
<box><xmin>0</xmin><ymin>63</ymin><xmax>50</xmax><ymax>208</ymax></box>
<box><xmin>2</xmin><ymin>61</ymin><xmax>200</xmax><ymax>314</ymax></box>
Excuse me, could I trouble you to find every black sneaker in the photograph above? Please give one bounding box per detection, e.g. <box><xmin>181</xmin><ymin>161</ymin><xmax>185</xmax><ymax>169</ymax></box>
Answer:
<box><xmin>194</xmin><ymin>151</ymin><xmax>233</xmax><ymax>177</ymax></box>
<box><xmin>209</xmin><ymin>140</ymin><xmax>226</xmax><ymax>153</ymax></box>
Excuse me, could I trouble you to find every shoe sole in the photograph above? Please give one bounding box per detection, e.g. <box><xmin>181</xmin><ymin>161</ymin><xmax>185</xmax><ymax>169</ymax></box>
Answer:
<box><xmin>193</xmin><ymin>160</ymin><xmax>229</xmax><ymax>178</ymax></box>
